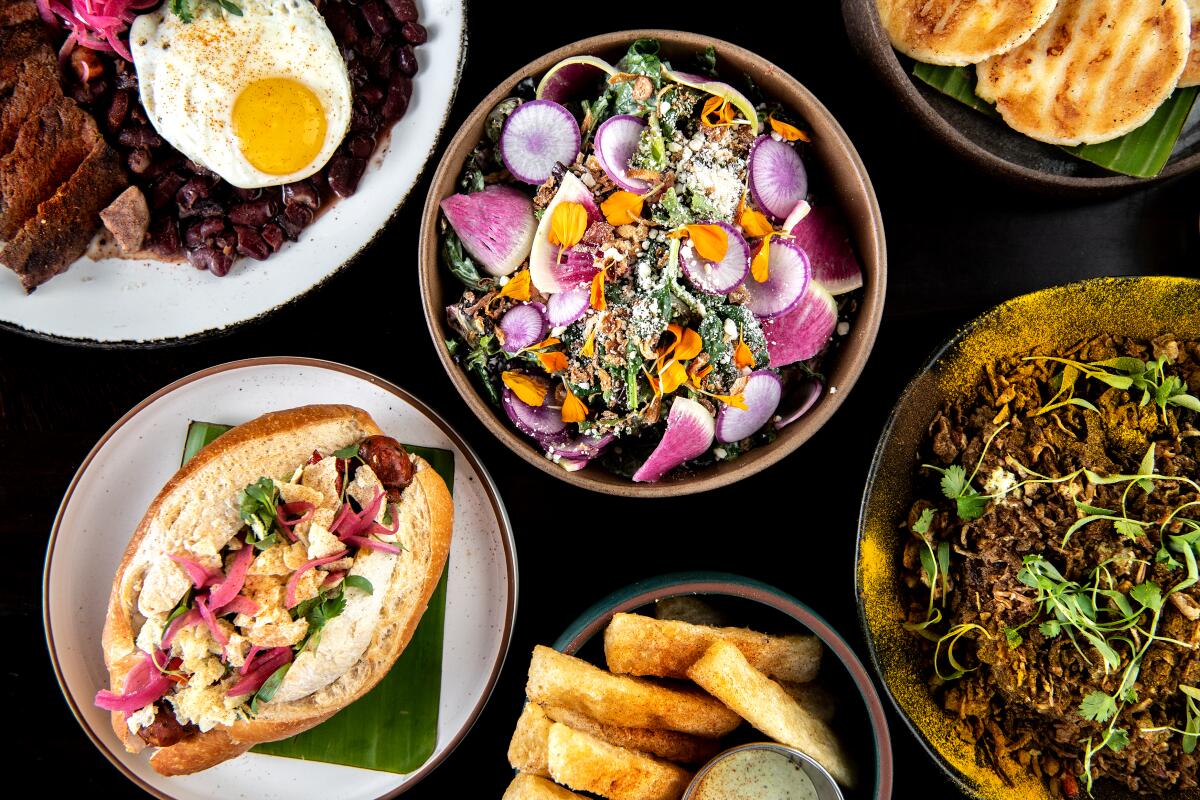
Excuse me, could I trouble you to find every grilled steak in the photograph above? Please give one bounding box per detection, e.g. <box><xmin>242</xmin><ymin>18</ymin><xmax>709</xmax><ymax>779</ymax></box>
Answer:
<box><xmin>0</xmin><ymin>137</ymin><xmax>126</xmax><ymax>290</ymax></box>
<box><xmin>0</xmin><ymin>54</ymin><xmax>60</xmax><ymax>156</ymax></box>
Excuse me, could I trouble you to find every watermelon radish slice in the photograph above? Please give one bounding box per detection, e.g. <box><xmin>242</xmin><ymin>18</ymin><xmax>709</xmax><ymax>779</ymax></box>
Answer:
<box><xmin>530</xmin><ymin>172</ymin><xmax>601</xmax><ymax>294</ymax></box>
<box><xmin>761</xmin><ymin>281</ymin><xmax>838</xmax><ymax>367</ymax></box>
<box><xmin>547</xmin><ymin>286</ymin><xmax>591</xmax><ymax>327</ymax></box>
<box><xmin>499</xmin><ymin>303</ymin><xmax>548</xmax><ymax>352</ymax></box>
<box><xmin>632</xmin><ymin>396</ymin><xmax>715</xmax><ymax>483</ymax></box>
<box><xmin>789</xmin><ymin>206</ymin><xmax>863</xmax><ymax>295</ymax></box>
<box><xmin>661</xmin><ymin>67</ymin><xmax>760</xmax><ymax>135</ymax></box>
<box><xmin>439</xmin><ymin>185</ymin><xmax>536</xmax><ymax>277</ymax></box>
<box><xmin>743</xmin><ymin>238</ymin><xmax>812</xmax><ymax>318</ymax></box>
<box><xmin>782</xmin><ymin>199</ymin><xmax>811</xmax><ymax>232</ymax></box>
<box><xmin>715</xmin><ymin>371</ymin><xmax>782</xmax><ymax>443</ymax></box>
<box><xmin>499</xmin><ymin>100</ymin><xmax>581</xmax><ymax>185</ymax></box>
<box><xmin>537</xmin><ymin>55</ymin><xmax>618</xmax><ymax>103</ymax></box>
<box><xmin>775</xmin><ymin>379</ymin><xmax>823</xmax><ymax>430</ymax></box>
<box><xmin>748</xmin><ymin>136</ymin><xmax>808</xmax><ymax>221</ymax></box>
<box><xmin>502</xmin><ymin>386</ymin><xmax>568</xmax><ymax>439</ymax></box>
<box><xmin>679</xmin><ymin>221</ymin><xmax>749</xmax><ymax>295</ymax></box>
<box><xmin>594</xmin><ymin>114</ymin><xmax>649</xmax><ymax>192</ymax></box>
<box><xmin>546</xmin><ymin>432</ymin><xmax>614</xmax><ymax>462</ymax></box>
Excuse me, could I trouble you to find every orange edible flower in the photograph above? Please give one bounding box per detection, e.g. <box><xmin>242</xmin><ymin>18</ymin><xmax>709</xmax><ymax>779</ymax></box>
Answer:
<box><xmin>734</xmin><ymin>332</ymin><xmax>755</xmax><ymax>369</ymax></box>
<box><xmin>701</xmin><ymin>95</ymin><xmax>737</xmax><ymax>128</ymax></box>
<box><xmin>590</xmin><ymin>267</ymin><xmax>608</xmax><ymax>311</ymax></box>
<box><xmin>769</xmin><ymin>114</ymin><xmax>809</xmax><ymax>142</ymax></box>
<box><xmin>737</xmin><ymin>194</ymin><xmax>774</xmax><ymax>238</ymax></box>
<box><xmin>673</xmin><ymin>327</ymin><xmax>704</xmax><ymax>362</ymax></box>
<box><xmin>751</xmin><ymin>236</ymin><xmax>772</xmax><ymax>283</ymax></box>
<box><xmin>537</xmin><ymin>351</ymin><xmax>569</xmax><ymax>373</ymax></box>
<box><xmin>561</xmin><ymin>384</ymin><xmax>588</xmax><ymax>422</ymax></box>
<box><xmin>690</xmin><ymin>363</ymin><xmax>713</xmax><ymax>389</ymax></box>
<box><xmin>501</xmin><ymin>371</ymin><xmax>548</xmax><ymax>407</ymax></box>
<box><xmin>580</xmin><ymin>326</ymin><xmax>596</xmax><ymax>358</ymax></box>
<box><xmin>522</xmin><ymin>336</ymin><xmax>561</xmax><ymax>352</ymax></box>
<box><xmin>548</xmin><ymin>201</ymin><xmax>588</xmax><ymax>262</ymax></box>
<box><xmin>601</xmin><ymin>190</ymin><xmax>644</xmax><ymax>226</ymax></box>
<box><xmin>495</xmin><ymin>269</ymin><xmax>531</xmax><ymax>302</ymax></box>
<box><xmin>708</xmin><ymin>392</ymin><xmax>748</xmax><ymax>410</ymax></box>
<box><xmin>683</xmin><ymin>224</ymin><xmax>728</xmax><ymax>263</ymax></box>
<box><xmin>658</xmin><ymin>361</ymin><xmax>689</xmax><ymax>394</ymax></box>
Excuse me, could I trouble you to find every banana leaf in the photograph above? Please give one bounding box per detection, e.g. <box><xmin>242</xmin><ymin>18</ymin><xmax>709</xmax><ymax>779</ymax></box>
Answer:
<box><xmin>911</xmin><ymin>62</ymin><xmax>1199</xmax><ymax>179</ymax></box>
<box><xmin>181</xmin><ymin>421</ymin><xmax>451</xmax><ymax>773</ymax></box>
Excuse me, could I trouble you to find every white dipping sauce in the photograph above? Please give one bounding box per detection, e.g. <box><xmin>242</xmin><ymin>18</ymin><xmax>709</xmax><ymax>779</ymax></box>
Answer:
<box><xmin>694</xmin><ymin>749</ymin><xmax>820</xmax><ymax>800</ymax></box>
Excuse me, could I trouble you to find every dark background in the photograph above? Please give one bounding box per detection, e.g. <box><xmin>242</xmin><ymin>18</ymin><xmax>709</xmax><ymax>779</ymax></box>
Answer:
<box><xmin>8</xmin><ymin>1</ymin><xmax>1198</xmax><ymax>796</ymax></box>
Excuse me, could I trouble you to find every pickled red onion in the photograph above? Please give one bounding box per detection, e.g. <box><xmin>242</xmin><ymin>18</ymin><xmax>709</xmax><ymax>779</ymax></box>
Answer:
<box><xmin>169</xmin><ymin>553</ymin><xmax>221</xmax><ymax>589</ymax></box>
<box><xmin>37</xmin><ymin>0</ymin><xmax>158</xmax><ymax>63</ymax></box>
<box><xmin>160</xmin><ymin>608</ymin><xmax>201</xmax><ymax>649</ymax></box>
<box><xmin>94</xmin><ymin>651</ymin><xmax>172</xmax><ymax>713</ymax></box>
<box><xmin>343</xmin><ymin>535</ymin><xmax>402</xmax><ymax>554</ymax></box>
<box><xmin>206</xmin><ymin>539</ymin><xmax>255</xmax><ymax>610</ymax></box>
<box><xmin>227</xmin><ymin>647</ymin><xmax>292</xmax><ymax>697</ymax></box>
<box><xmin>285</xmin><ymin>551</ymin><xmax>349</xmax><ymax>608</ymax></box>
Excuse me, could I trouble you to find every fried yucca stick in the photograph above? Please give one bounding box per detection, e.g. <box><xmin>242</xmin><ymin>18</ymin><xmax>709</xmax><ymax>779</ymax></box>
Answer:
<box><xmin>546</xmin><ymin>723</ymin><xmax>693</xmax><ymax>800</ymax></box>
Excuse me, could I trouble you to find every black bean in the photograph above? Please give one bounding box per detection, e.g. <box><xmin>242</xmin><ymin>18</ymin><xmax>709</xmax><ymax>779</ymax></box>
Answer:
<box><xmin>130</xmin><ymin>104</ymin><xmax>147</xmax><ymax>125</ymax></box>
<box><xmin>283</xmin><ymin>202</ymin><xmax>315</xmax><ymax>228</ymax></box>
<box><xmin>350</xmin><ymin>103</ymin><xmax>379</xmax><ymax>133</ymax></box>
<box><xmin>348</xmin><ymin>58</ymin><xmax>370</xmax><ymax>89</ymax></box>
<box><xmin>178</xmin><ymin>198</ymin><xmax>224</xmax><ymax>219</ymax></box>
<box><xmin>145</xmin><ymin>217</ymin><xmax>180</xmax><ymax>256</ymax></box>
<box><xmin>357</xmin><ymin>0</ymin><xmax>391</xmax><ymax>36</ymax></box>
<box><xmin>373</xmin><ymin>43</ymin><xmax>395</xmax><ymax>80</ymax></box>
<box><xmin>346</xmin><ymin>133</ymin><xmax>375</xmax><ymax>159</ymax></box>
<box><xmin>149</xmin><ymin>172</ymin><xmax>187</xmax><ymax>210</ymax></box>
<box><xmin>395</xmin><ymin>44</ymin><xmax>417</xmax><ymax>77</ymax></box>
<box><xmin>382</xmin><ymin>0</ymin><xmax>417</xmax><ymax>22</ymax></box>
<box><xmin>326</xmin><ymin>156</ymin><xmax>366</xmax><ymax>198</ymax></box>
<box><xmin>235</xmin><ymin>225</ymin><xmax>271</xmax><ymax>260</ymax></box>
<box><xmin>401</xmin><ymin>21</ymin><xmax>426</xmax><ymax>45</ymax></box>
<box><xmin>127</xmin><ymin>148</ymin><xmax>152</xmax><ymax>174</ymax></box>
<box><xmin>323</xmin><ymin>3</ymin><xmax>359</xmax><ymax>45</ymax></box>
<box><xmin>282</xmin><ymin>181</ymin><xmax>321</xmax><ymax>210</ymax></box>
<box><xmin>114</xmin><ymin>63</ymin><xmax>139</xmax><ymax>90</ymax></box>
<box><xmin>276</xmin><ymin>213</ymin><xmax>305</xmax><ymax>241</ymax></box>
<box><xmin>358</xmin><ymin>84</ymin><xmax>384</xmax><ymax>107</ymax></box>
<box><xmin>176</xmin><ymin>177</ymin><xmax>211</xmax><ymax>209</ymax></box>
<box><xmin>260</xmin><ymin>223</ymin><xmax>285</xmax><ymax>252</ymax></box>
<box><xmin>118</xmin><ymin>126</ymin><xmax>164</xmax><ymax>148</ymax></box>
<box><xmin>187</xmin><ymin>246</ymin><xmax>233</xmax><ymax>277</ymax></box>
<box><xmin>381</xmin><ymin>75</ymin><xmax>412</xmax><ymax>123</ymax></box>
<box><xmin>232</xmin><ymin>187</ymin><xmax>263</xmax><ymax>201</ymax></box>
<box><xmin>183</xmin><ymin>159</ymin><xmax>216</xmax><ymax>177</ymax></box>
<box><xmin>229</xmin><ymin>198</ymin><xmax>277</xmax><ymax>226</ymax></box>
<box><xmin>107</xmin><ymin>91</ymin><xmax>130</xmax><ymax>132</ymax></box>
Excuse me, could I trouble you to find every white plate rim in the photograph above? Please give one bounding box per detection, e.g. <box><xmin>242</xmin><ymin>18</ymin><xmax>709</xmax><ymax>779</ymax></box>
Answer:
<box><xmin>1</xmin><ymin>6</ymin><xmax>468</xmax><ymax>348</ymax></box>
<box><xmin>41</xmin><ymin>355</ymin><xmax>518</xmax><ymax>798</ymax></box>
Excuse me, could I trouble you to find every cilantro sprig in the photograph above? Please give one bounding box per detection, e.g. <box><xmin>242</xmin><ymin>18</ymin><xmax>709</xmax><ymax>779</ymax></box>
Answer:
<box><xmin>169</xmin><ymin>0</ymin><xmax>242</xmax><ymax>22</ymax></box>
<box><xmin>237</xmin><ymin>476</ymin><xmax>281</xmax><ymax>549</ymax></box>
<box><xmin>1025</xmin><ymin>354</ymin><xmax>1200</xmax><ymax>421</ymax></box>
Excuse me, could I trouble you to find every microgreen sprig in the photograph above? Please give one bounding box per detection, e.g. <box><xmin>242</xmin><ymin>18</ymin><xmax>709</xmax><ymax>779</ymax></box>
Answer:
<box><xmin>1024</xmin><ymin>354</ymin><xmax>1200</xmax><ymax>422</ymax></box>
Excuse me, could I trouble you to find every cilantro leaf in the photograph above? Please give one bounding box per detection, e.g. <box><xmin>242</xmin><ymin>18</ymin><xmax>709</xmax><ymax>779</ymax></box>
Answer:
<box><xmin>912</xmin><ymin>508</ymin><xmax>934</xmax><ymax>535</ymax></box>
<box><xmin>1039</xmin><ymin>620</ymin><xmax>1061</xmax><ymax>638</ymax></box>
<box><xmin>1106</xmin><ymin>727</ymin><xmax>1130</xmax><ymax>752</ymax></box>
<box><xmin>332</xmin><ymin>444</ymin><xmax>360</xmax><ymax>459</ymax></box>
<box><xmin>1079</xmin><ymin>691</ymin><xmax>1118</xmax><ymax>723</ymax></box>
<box><xmin>343</xmin><ymin>575</ymin><xmax>374</xmax><ymax>595</ymax></box>
<box><xmin>1130</xmin><ymin>581</ymin><xmax>1163</xmax><ymax>611</ymax></box>
<box><xmin>1004</xmin><ymin>627</ymin><xmax>1022</xmax><ymax>649</ymax></box>
<box><xmin>939</xmin><ymin>464</ymin><xmax>968</xmax><ymax>499</ymax></box>
<box><xmin>956</xmin><ymin>492</ymin><xmax>989</xmax><ymax>521</ymax></box>
<box><xmin>1114</xmin><ymin>518</ymin><xmax>1146</xmax><ymax>539</ymax></box>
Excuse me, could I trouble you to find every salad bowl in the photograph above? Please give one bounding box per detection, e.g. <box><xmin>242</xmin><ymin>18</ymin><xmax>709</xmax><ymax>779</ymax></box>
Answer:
<box><xmin>418</xmin><ymin>29</ymin><xmax>886</xmax><ymax>497</ymax></box>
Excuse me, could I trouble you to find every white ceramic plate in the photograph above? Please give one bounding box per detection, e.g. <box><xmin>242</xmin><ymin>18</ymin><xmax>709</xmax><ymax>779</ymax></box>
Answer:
<box><xmin>0</xmin><ymin>0</ymin><xmax>465</xmax><ymax>345</ymax></box>
<box><xmin>43</xmin><ymin>358</ymin><xmax>517</xmax><ymax>799</ymax></box>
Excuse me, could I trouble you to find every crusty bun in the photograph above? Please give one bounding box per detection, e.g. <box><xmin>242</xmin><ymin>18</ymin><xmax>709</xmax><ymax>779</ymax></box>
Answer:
<box><xmin>100</xmin><ymin>405</ymin><xmax>453</xmax><ymax>775</ymax></box>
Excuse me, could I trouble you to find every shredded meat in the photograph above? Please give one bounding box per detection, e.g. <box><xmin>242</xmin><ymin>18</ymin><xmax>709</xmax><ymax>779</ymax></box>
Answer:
<box><xmin>902</xmin><ymin>334</ymin><xmax>1200</xmax><ymax>797</ymax></box>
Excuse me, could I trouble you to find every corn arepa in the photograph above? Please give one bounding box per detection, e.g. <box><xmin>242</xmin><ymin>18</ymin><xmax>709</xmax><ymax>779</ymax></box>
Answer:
<box><xmin>876</xmin><ymin>0</ymin><xmax>1059</xmax><ymax>66</ymax></box>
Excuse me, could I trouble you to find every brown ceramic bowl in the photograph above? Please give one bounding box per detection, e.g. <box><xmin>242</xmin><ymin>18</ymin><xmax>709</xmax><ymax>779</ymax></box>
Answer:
<box><xmin>419</xmin><ymin>30</ymin><xmax>886</xmax><ymax>497</ymax></box>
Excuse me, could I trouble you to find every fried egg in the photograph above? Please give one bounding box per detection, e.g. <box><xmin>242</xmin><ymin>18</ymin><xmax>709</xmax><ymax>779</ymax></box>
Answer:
<box><xmin>130</xmin><ymin>0</ymin><xmax>352</xmax><ymax>189</ymax></box>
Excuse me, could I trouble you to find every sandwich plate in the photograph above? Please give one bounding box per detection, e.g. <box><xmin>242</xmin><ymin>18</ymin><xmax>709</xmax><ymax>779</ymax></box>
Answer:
<box><xmin>0</xmin><ymin>1</ymin><xmax>465</xmax><ymax>346</ymax></box>
<box><xmin>43</xmin><ymin>357</ymin><xmax>517</xmax><ymax>799</ymax></box>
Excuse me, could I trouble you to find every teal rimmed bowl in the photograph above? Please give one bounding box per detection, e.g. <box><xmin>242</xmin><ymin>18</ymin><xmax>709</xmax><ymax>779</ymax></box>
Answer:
<box><xmin>548</xmin><ymin>572</ymin><xmax>893</xmax><ymax>800</ymax></box>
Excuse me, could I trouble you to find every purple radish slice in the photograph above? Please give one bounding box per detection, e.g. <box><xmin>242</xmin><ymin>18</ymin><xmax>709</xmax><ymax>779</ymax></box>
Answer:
<box><xmin>661</xmin><ymin>67</ymin><xmax>760</xmax><ymax>135</ymax></box>
<box><xmin>679</xmin><ymin>221</ymin><xmax>749</xmax><ymax>295</ymax></box>
<box><xmin>546</xmin><ymin>432</ymin><xmax>614</xmax><ymax>460</ymax></box>
<box><xmin>499</xmin><ymin>303</ymin><xmax>548</xmax><ymax>352</ymax></box>
<box><xmin>632</xmin><ymin>396</ymin><xmax>715</xmax><ymax>483</ymax></box>
<box><xmin>789</xmin><ymin>205</ymin><xmax>863</xmax><ymax>295</ymax></box>
<box><xmin>748</xmin><ymin>136</ymin><xmax>808</xmax><ymax>221</ymax></box>
<box><xmin>530</xmin><ymin>171</ymin><xmax>601</xmax><ymax>294</ymax></box>
<box><xmin>547</xmin><ymin>286</ymin><xmax>591</xmax><ymax>327</ymax></box>
<box><xmin>499</xmin><ymin>100</ymin><xmax>581</xmax><ymax>185</ymax></box>
<box><xmin>782</xmin><ymin>200</ymin><xmax>811</xmax><ymax>232</ymax></box>
<box><xmin>502</xmin><ymin>386</ymin><xmax>568</xmax><ymax>439</ymax></box>
<box><xmin>439</xmin><ymin>185</ymin><xmax>536</xmax><ymax>277</ymax></box>
<box><xmin>556</xmin><ymin>456</ymin><xmax>590</xmax><ymax>472</ymax></box>
<box><xmin>775</xmin><ymin>379</ymin><xmax>823</xmax><ymax>429</ymax></box>
<box><xmin>743</xmin><ymin>238</ymin><xmax>812</xmax><ymax>319</ymax></box>
<box><xmin>761</xmin><ymin>281</ymin><xmax>838</xmax><ymax>367</ymax></box>
<box><xmin>537</xmin><ymin>55</ymin><xmax>618</xmax><ymax>103</ymax></box>
<box><xmin>594</xmin><ymin>115</ymin><xmax>649</xmax><ymax>192</ymax></box>
<box><xmin>715</xmin><ymin>371</ymin><xmax>782</xmax><ymax>444</ymax></box>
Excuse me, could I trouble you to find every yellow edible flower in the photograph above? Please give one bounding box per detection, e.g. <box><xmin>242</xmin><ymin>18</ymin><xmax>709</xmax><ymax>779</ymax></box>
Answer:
<box><xmin>769</xmin><ymin>114</ymin><xmax>810</xmax><ymax>142</ymax></box>
<box><xmin>600</xmin><ymin>190</ymin><xmax>644</xmax><ymax>226</ymax></box>
<box><xmin>561</xmin><ymin>384</ymin><xmax>588</xmax><ymax>423</ymax></box>
<box><xmin>501</xmin><ymin>371</ymin><xmax>548</xmax><ymax>407</ymax></box>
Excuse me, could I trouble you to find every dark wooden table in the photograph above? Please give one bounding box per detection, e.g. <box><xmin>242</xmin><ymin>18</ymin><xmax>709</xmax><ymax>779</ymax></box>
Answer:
<box><xmin>7</xmin><ymin>2</ymin><xmax>1198</xmax><ymax>796</ymax></box>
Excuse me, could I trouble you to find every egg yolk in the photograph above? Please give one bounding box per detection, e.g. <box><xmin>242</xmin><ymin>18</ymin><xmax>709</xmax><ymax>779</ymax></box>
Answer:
<box><xmin>232</xmin><ymin>78</ymin><xmax>327</xmax><ymax>175</ymax></box>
